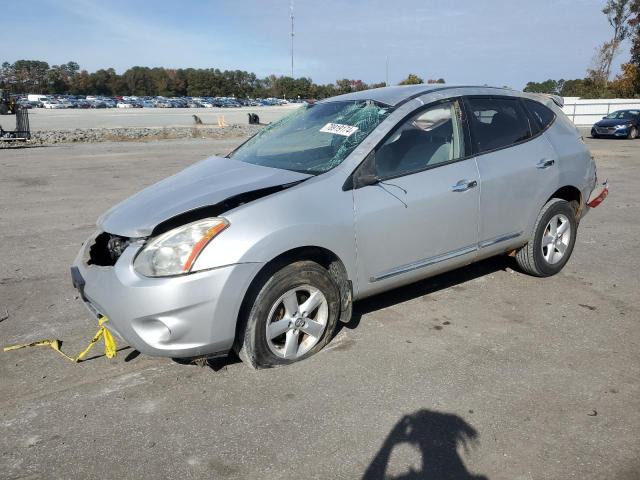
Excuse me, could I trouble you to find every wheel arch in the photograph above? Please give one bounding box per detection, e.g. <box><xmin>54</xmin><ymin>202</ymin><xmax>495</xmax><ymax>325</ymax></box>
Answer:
<box><xmin>233</xmin><ymin>245</ymin><xmax>353</xmax><ymax>353</ymax></box>
<box><xmin>547</xmin><ymin>185</ymin><xmax>583</xmax><ymax>219</ymax></box>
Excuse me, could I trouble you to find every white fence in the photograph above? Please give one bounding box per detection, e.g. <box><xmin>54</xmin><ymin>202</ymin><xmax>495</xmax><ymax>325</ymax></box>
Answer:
<box><xmin>562</xmin><ymin>98</ymin><xmax>640</xmax><ymax>126</ymax></box>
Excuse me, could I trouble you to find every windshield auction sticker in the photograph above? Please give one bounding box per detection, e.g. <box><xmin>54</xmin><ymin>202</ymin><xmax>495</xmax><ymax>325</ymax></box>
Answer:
<box><xmin>320</xmin><ymin>123</ymin><xmax>359</xmax><ymax>137</ymax></box>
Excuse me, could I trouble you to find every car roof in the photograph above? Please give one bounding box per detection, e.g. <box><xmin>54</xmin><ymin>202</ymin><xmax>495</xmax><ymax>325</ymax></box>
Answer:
<box><xmin>320</xmin><ymin>84</ymin><xmax>522</xmax><ymax>107</ymax></box>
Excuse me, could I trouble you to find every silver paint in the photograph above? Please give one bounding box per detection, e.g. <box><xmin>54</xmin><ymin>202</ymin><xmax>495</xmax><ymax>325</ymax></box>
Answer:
<box><xmin>73</xmin><ymin>86</ymin><xmax>597</xmax><ymax>358</ymax></box>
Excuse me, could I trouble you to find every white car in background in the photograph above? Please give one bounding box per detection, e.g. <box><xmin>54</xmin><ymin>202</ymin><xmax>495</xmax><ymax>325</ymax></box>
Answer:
<box><xmin>41</xmin><ymin>100</ymin><xmax>63</xmax><ymax>109</ymax></box>
<box><xmin>117</xmin><ymin>101</ymin><xmax>134</xmax><ymax>108</ymax></box>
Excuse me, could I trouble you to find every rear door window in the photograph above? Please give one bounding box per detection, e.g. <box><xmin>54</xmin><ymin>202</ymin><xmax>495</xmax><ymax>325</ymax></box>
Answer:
<box><xmin>466</xmin><ymin>97</ymin><xmax>532</xmax><ymax>153</ymax></box>
<box><xmin>523</xmin><ymin>99</ymin><xmax>556</xmax><ymax>134</ymax></box>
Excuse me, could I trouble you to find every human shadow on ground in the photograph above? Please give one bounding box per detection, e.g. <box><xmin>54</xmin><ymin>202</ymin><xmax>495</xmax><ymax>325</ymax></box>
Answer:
<box><xmin>362</xmin><ymin>409</ymin><xmax>488</xmax><ymax>480</ymax></box>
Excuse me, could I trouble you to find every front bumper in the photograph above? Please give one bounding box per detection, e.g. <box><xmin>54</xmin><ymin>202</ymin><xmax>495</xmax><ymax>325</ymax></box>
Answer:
<box><xmin>592</xmin><ymin>126</ymin><xmax>630</xmax><ymax>137</ymax></box>
<box><xmin>72</xmin><ymin>237</ymin><xmax>262</xmax><ymax>358</ymax></box>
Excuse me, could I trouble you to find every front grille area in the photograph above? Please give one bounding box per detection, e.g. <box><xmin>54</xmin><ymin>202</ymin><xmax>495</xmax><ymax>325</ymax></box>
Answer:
<box><xmin>87</xmin><ymin>232</ymin><xmax>132</xmax><ymax>266</ymax></box>
<box><xmin>596</xmin><ymin>127</ymin><xmax>617</xmax><ymax>134</ymax></box>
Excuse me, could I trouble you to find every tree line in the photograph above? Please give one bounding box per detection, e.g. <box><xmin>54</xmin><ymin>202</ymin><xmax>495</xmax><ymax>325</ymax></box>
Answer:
<box><xmin>0</xmin><ymin>60</ymin><xmax>445</xmax><ymax>99</ymax></box>
<box><xmin>525</xmin><ymin>0</ymin><xmax>640</xmax><ymax>98</ymax></box>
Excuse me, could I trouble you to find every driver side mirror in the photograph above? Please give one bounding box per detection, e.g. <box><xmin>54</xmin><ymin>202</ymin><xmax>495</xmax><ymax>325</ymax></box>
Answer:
<box><xmin>351</xmin><ymin>151</ymin><xmax>380</xmax><ymax>189</ymax></box>
<box><xmin>357</xmin><ymin>173</ymin><xmax>380</xmax><ymax>187</ymax></box>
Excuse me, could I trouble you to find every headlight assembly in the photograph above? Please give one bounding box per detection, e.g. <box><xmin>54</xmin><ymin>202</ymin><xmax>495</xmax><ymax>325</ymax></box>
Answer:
<box><xmin>134</xmin><ymin>218</ymin><xmax>229</xmax><ymax>277</ymax></box>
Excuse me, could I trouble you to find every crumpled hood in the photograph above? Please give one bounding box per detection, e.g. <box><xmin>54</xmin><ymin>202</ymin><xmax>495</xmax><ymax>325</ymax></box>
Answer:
<box><xmin>98</xmin><ymin>156</ymin><xmax>311</xmax><ymax>238</ymax></box>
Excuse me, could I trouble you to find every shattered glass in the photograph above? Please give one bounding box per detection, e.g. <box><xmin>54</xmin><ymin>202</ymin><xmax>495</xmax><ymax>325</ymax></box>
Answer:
<box><xmin>230</xmin><ymin>100</ymin><xmax>393</xmax><ymax>174</ymax></box>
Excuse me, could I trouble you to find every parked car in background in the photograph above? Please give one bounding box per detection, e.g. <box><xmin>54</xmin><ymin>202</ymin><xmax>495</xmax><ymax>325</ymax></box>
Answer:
<box><xmin>16</xmin><ymin>99</ymin><xmax>33</xmax><ymax>109</ymax></box>
<box><xmin>591</xmin><ymin>109</ymin><xmax>640</xmax><ymax>139</ymax></box>
<box><xmin>27</xmin><ymin>94</ymin><xmax>48</xmax><ymax>103</ymax></box>
<box><xmin>72</xmin><ymin>85</ymin><xmax>607</xmax><ymax>369</ymax></box>
<box><xmin>42</xmin><ymin>99</ymin><xmax>63</xmax><ymax>109</ymax></box>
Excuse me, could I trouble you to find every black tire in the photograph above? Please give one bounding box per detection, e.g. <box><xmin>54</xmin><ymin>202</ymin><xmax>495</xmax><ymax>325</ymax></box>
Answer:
<box><xmin>628</xmin><ymin>126</ymin><xmax>638</xmax><ymax>139</ymax></box>
<box><xmin>235</xmin><ymin>260</ymin><xmax>340</xmax><ymax>369</ymax></box>
<box><xmin>515</xmin><ymin>199</ymin><xmax>577</xmax><ymax>277</ymax></box>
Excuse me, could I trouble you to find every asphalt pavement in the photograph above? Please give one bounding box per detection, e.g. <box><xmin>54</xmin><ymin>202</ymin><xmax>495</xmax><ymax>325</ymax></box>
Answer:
<box><xmin>0</xmin><ymin>135</ymin><xmax>638</xmax><ymax>479</ymax></box>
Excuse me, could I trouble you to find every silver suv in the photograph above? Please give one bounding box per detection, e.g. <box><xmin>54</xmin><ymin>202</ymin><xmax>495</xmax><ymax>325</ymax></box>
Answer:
<box><xmin>72</xmin><ymin>85</ymin><xmax>607</xmax><ymax>368</ymax></box>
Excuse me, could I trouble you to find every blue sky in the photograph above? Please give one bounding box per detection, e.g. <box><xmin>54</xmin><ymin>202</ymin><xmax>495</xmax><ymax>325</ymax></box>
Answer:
<box><xmin>1</xmin><ymin>0</ymin><xmax>629</xmax><ymax>88</ymax></box>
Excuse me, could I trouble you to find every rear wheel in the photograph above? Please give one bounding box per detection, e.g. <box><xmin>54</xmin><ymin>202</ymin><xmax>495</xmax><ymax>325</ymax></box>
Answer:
<box><xmin>515</xmin><ymin>199</ymin><xmax>577</xmax><ymax>277</ymax></box>
<box><xmin>235</xmin><ymin>261</ymin><xmax>340</xmax><ymax>369</ymax></box>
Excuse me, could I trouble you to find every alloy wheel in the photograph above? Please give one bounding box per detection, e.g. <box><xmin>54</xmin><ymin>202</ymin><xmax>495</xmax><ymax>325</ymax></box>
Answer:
<box><xmin>541</xmin><ymin>213</ymin><xmax>571</xmax><ymax>265</ymax></box>
<box><xmin>265</xmin><ymin>285</ymin><xmax>329</xmax><ymax>359</ymax></box>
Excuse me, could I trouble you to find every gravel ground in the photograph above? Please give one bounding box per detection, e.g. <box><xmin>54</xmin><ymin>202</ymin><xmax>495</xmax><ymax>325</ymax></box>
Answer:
<box><xmin>7</xmin><ymin>105</ymin><xmax>298</xmax><ymax>131</ymax></box>
<box><xmin>0</xmin><ymin>104</ymin><xmax>296</xmax><ymax>147</ymax></box>
<box><xmin>0</xmin><ymin>124</ymin><xmax>262</xmax><ymax>146</ymax></box>
<box><xmin>0</xmin><ymin>136</ymin><xmax>638</xmax><ymax>480</ymax></box>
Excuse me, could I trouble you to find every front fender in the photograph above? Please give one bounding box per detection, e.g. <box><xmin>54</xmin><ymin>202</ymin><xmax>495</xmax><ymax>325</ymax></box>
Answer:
<box><xmin>192</xmin><ymin>173</ymin><xmax>358</xmax><ymax>286</ymax></box>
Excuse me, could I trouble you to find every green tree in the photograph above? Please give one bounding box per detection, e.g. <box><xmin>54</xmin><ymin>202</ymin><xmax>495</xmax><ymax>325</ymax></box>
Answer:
<box><xmin>122</xmin><ymin>66</ymin><xmax>155</xmax><ymax>96</ymax></box>
<box><xmin>13</xmin><ymin>60</ymin><xmax>50</xmax><ymax>92</ymax></box>
<box><xmin>523</xmin><ymin>79</ymin><xmax>564</xmax><ymax>94</ymax></box>
<box><xmin>601</xmin><ymin>0</ymin><xmax>633</xmax><ymax>80</ymax></box>
<box><xmin>609</xmin><ymin>62</ymin><xmax>639</xmax><ymax>96</ymax></box>
<box><xmin>71</xmin><ymin>70</ymin><xmax>92</xmax><ymax>94</ymax></box>
<box><xmin>398</xmin><ymin>74</ymin><xmax>424</xmax><ymax>85</ymax></box>
<box><xmin>335</xmin><ymin>78</ymin><xmax>353</xmax><ymax>94</ymax></box>
<box><xmin>90</xmin><ymin>68</ymin><xmax>118</xmax><ymax>95</ymax></box>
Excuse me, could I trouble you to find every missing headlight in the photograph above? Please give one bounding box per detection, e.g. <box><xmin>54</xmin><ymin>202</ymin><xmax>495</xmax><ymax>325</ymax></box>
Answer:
<box><xmin>88</xmin><ymin>232</ymin><xmax>132</xmax><ymax>266</ymax></box>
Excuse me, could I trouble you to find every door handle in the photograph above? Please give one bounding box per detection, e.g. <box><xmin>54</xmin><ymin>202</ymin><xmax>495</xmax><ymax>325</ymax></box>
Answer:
<box><xmin>537</xmin><ymin>159</ymin><xmax>555</xmax><ymax>169</ymax></box>
<box><xmin>451</xmin><ymin>179</ymin><xmax>478</xmax><ymax>192</ymax></box>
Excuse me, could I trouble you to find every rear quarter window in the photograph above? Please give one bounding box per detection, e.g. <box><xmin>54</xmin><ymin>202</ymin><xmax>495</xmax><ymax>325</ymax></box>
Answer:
<box><xmin>524</xmin><ymin>99</ymin><xmax>556</xmax><ymax>134</ymax></box>
<box><xmin>466</xmin><ymin>97</ymin><xmax>532</xmax><ymax>153</ymax></box>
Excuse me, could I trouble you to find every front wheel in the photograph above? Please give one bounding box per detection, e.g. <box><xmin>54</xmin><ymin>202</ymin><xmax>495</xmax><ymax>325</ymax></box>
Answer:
<box><xmin>628</xmin><ymin>126</ymin><xmax>638</xmax><ymax>139</ymax></box>
<box><xmin>515</xmin><ymin>199</ymin><xmax>577</xmax><ymax>277</ymax></box>
<box><xmin>235</xmin><ymin>261</ymin><xmax>340</xmax><ymax>369</ymax></box>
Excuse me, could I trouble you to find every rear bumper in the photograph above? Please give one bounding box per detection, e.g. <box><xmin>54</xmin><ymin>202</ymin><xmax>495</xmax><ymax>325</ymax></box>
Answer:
<box><xmin>587</xmin><ymin>180</ymin><xmax>609</xmax><ymax>209</ymax></box>
<box><xmin>72</xmin><ymin>238</ymin><xmax>262</xmax><ymax>358</ymax></box>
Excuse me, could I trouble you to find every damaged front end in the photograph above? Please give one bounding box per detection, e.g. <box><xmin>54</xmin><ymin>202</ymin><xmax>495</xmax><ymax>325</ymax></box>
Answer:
<box><xmin>84</xmin><ymin>180</ymin><xmax>304</xmax><ymax>271</ymax></box>
<box><xmin>70</xmin><ymin>155</ymin><xmax>312</xmax><ymax>357</ymax></box>
<box><xmin>80</xmin><ymin>153</ymin><xmax>311</xmax><ymax>274</ymax></box>
<box><xmin>87</xmin><ymin>232</ymin><xmax>132</xmax><ymax>267</ymax></box>
<box><xmin>96</xmin><ymin>155</ymin><xmax>311</xmax><ymax>238</ymax></box>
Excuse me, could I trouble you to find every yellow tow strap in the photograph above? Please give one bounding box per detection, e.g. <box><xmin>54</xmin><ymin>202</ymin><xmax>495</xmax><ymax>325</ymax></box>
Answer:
<box><xmin>3</xmin><ymin>316</ymin><xmax>117</xmax><ymax>362</ymax></box>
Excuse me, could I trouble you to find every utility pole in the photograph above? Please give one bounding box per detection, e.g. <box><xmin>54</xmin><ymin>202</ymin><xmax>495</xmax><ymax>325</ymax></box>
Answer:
<box><xmin>385</xmin><ymin>55</ymin><xmax>389</xmax><ymax>86</ymax></box>
<box><xmin>290</xmin><ymin>0</ymin><xmax>295</xmax><ymax>78</ymax></box>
